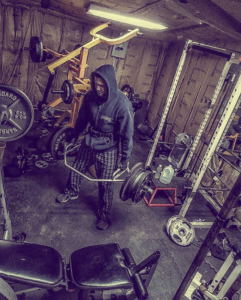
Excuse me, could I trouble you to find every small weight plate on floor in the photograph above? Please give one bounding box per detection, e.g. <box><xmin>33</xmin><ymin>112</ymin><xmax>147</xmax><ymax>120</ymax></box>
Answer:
<box><xmin>120</xmin><ymin>162</ymin><xmax>144</xmax><ymax>201</ymax></box>
<box><xmin>42</xmin><ymin>152</ymin><xmax>56</xmax><ymax>163</ymax></box>
<box><xmin>166</xmin><ymin>215</ymin><xmax>182</xmax><ymax>236</ymax></box>
<box><xmin>169</xmin><ymin>217</ymin><xmax>195</xmax><ymax>246</ymax></box>
<box><xmin>35</xmin><ymin>160</ymin><xmax>49</xmax><ymax>169</ymax></box>
<box><xmin>0</xmin><ymin>84</ymin><xmax>34</xmax><ymax>142</ymax></box>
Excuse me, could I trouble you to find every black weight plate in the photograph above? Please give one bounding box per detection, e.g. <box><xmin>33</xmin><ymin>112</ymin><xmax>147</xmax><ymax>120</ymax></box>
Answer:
<box><xmin>127</xmin><ymin>168</ymin><xmax>147</xmax><ymax>201</ymax></box>
<box><xmin>133</xmin><ymin>171</ymin><xmax>153</xmax><ymax>203</ymax></box>
<box><xmin>50</xmin><ymin>127</ymin><xmax>76</xmax><ymax>160</ymax></box>
<box><xmin>120</xmin><ymin>162</ymin><xmax>144</xmax><ymax>201</ymax></box>
<box><xmin>29</xmin><ymin>36</ymin><xmax>43</xmax><ymax>63</ymax></box>
<box><xmin>61</xmin><ymin>80</ymin><xmax>74</xmax><ymax>104</ymax></box>
<box><xmin>0</xmin><ymin>84</ymin><xmax>34</xmax><ymax>142</ymax></box>
<box><xmin>124</xmin><ymin>167</ymin><xmax>145</xmax><ymax>201</ymax></box>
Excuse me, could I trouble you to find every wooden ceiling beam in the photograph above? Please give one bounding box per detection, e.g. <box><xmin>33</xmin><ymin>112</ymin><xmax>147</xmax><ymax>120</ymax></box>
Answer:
<box><xmin>165</xmin><ymin>0</ymin><xmax>241</xmax><ymax>40</ymax></box>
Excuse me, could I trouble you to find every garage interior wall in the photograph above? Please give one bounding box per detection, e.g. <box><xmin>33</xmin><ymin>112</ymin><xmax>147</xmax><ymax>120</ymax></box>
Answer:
<box><xmin>1</xmin><ymin>0</ymin><xmax>241</xmax><ymax>206</ymax></box>
<box><xmin>0</xmin><ymin>1</ymin><xmax>166</xmax><ymax>110</ymax></box>
<box><xmin>148</xmin><ymin>39</ymin><xmax>241</xmax><ymax>204</ymax></box>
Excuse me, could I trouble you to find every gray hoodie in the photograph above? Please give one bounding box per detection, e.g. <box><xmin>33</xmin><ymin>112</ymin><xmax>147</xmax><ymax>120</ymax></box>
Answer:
<box><xmin>74</xmin><ymin>64</ymin><xmax>134</xmax><ymax>161</ymax></box>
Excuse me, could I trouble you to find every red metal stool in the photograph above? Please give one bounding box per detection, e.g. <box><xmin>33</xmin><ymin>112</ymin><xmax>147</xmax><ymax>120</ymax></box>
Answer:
<box><xmin>143</xmin><ymin>175</ymin><xmax>187</xmax><ymax>207</ymax></box>
<box><xmin>143</xmin><ymin>185</ymin><xmax>177</xmax><ymax>207</ymax></box>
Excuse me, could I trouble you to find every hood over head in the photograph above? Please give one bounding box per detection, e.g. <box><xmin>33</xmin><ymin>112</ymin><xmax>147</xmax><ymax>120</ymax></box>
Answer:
<box><xmin>91</xmin><ymin>64</ymin><xmax>118</xmax><ymax>101</ymax></box>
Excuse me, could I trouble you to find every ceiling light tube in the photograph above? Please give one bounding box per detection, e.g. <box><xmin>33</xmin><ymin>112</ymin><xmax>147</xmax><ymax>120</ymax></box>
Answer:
<box><xmin>86</xmin><ymin>4</ymin><xmax>167</xmax><ymax>30</ymax></box>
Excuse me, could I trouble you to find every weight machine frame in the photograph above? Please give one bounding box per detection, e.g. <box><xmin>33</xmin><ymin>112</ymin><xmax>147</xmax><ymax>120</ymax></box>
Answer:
<box><xmin>181</xmin><ymin>67</ymin><xmax>241</xmax><ymax>227</ymax></box>
<box><xmin>145</xmin><ymin>40</ymin><xmax>241</xmax><ymax>228</ymax></box>
<box><xmin>40</xmin><ymin>22</ymin><xmax>139</xmax><ymax>128</ymax></box>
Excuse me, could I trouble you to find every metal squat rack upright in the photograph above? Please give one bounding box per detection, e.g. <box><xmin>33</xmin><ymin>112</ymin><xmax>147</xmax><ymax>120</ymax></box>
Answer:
<box><xmin>145</xmin><ymin>39</ymin><xmax>241</xmax><ymax>228</ymax></box>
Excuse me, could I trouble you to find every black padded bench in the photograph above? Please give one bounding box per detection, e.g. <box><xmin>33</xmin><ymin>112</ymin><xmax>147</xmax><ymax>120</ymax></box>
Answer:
<box><xmin>0</xmin><ymin>240</ymin><xmax>160</xmax><ymax>300</ymax></box>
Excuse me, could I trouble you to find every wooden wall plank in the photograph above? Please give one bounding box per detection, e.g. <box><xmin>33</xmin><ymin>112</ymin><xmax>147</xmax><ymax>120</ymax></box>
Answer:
<box><xmin>148</xmin><ymin>39</ymin><xmax>241</xmax><ymax>201</ymax></box>
<box><xmin>147</xmin><ymin>42</ymin><xmax>186</xmax><ymax>129</ymax></box>
<box><xmin>0</xmin><ymin>1</ymin><xmax>168</xmax><ymax>111</ymax></box>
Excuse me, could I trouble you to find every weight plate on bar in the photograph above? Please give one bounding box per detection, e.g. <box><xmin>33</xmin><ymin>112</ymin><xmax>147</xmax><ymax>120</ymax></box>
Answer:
<box><xmin>35</xmin><ymin>160</ymin><xmax>49</xmax><ymax>169</ymax></box>
<box><xmin>29</xmin><ymin>36</ymin><xmax>43</xmax><ymax>63</ymax></box>
<box><xmin>120</xmin><ymin>164</ymin><xmax>144</xmax><ymax>201</ymax></box>
<box><xmin>169</xmin><ymin>217</ymin><xmax>195</xmax><ymax>246</ymax></box>
<box><xmin>120</xmin><ymin>162</ymin><xmax>144</xmax><ymax>201</ymax></box>
<box><xmin>0</xmin><ymin>84</ymin><xmax>34</xmax><ymax>142</ymax></box>
<box><xmin>62</xmin><ymin>80</ymin><xmax>74</xmax><ymax>104</ymax></box>
<box><xmin>125</xmin><ymin>167</ymin><xmax>145</xmax><ymax>201</ymax></box>
<box><xmin>133</xmin><ymin>170</ymin><xmax>153</xmax><ymax>203</ymax></box>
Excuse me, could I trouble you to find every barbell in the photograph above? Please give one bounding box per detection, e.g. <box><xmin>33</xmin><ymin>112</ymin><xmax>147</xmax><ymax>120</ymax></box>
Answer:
<box><xmin>51</xmin><ymin>80</ymin><xmax>75</xmax><ymax>104</ymax></box>
<box><xmin>24</xmin><ymin>36</ymin><xmax>80</xmax><ymax>64</ymax></box>
<box><xmin>24</xmin><ymin>36</ymin><xmax>53</xmax><ymax>63</ymax></box>
<box><xmin>65</xmin><ymin>144</ymin><xmax>154</xmax><ymax>203</ymax></box>
<box><xmin>51</xmin><ymin>80</ymin><xmax>86</xmax><ymax>105</ymax></box>
<box><xmin>0</xmin><ymin>84</ymin><xmax>154</xmax><ymax>203</ymax></box>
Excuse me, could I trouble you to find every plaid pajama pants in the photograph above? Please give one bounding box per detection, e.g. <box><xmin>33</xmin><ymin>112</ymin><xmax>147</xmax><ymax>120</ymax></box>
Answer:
<box><xmin>65</xmin><ymin>141</ymin><xmax>118</xmax><ymax>221</ymax></box>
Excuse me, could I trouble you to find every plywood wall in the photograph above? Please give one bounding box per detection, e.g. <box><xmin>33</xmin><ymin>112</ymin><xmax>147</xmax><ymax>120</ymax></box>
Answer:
<box><xmin>148</xmin><ymin>39</ymin><xmax>241</xmax><ymax>199</ymax></box>
<box><xmin>1</xmin><ymin>1</ymin><xmax>241</xmax><ymax>198</ymax></box>
<box><xmin>0</xmin><ymin>1</ymin><xmax>166</xmax><ymax>110</ymax></box>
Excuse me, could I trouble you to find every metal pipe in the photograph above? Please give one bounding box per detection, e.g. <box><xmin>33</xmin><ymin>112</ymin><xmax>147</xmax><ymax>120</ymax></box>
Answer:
<box><xmin>190</xmin><ymin>44</ymin><xmax>232</xmax><ymax>59</ymax></box>
<box><xmin>173</xmin><ymin>171</ymin><xmax>241</xmax><ymax>300</ymax></box>
<box><xmin>0</xmin><ymin>142</ymin><xmax>12</xmax><ymax>240</ymax></box>
<box><xmin>0</xmin><ymin>142</ymin><xmax>5</xmax><ymax>169</ymax></box>
<box><xmin>41</xmin><ymin>72</ymin><xmax>55</xmax><ymax>107</ymax></box>
<box><xmin>0</xmin><ymin>142</ymin><xmax>6</xmax><ymax>193</ymax></box>
<box><xmin>216</xmin><ymin>152</ymin><xmax>241</xmax><ymax>173</ymax></box>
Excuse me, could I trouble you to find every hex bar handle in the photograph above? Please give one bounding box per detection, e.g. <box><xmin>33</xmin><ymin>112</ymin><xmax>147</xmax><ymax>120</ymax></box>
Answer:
<box><xmin>92</xmin><ymin>29</ymin><xmax>139</xmax><ymax>45</ymax></box>
<box><xmin>64</xmin><ymin>143</ymin><xmax>125</xmax><ymax>182</ymax></box>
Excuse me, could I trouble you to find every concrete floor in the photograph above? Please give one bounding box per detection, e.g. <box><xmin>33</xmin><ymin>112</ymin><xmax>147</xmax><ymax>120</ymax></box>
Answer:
<box><xmin>1</xmin><ymin>116</ymin><xmax>239</xmax><ymax>300</ymax></box>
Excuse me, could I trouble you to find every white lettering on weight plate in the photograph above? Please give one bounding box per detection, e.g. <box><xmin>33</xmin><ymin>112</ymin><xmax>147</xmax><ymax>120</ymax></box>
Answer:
<box><xmin>0</xmin><ymin>128</ymin><xmax>18</xmax><ymax>135</ymax></box>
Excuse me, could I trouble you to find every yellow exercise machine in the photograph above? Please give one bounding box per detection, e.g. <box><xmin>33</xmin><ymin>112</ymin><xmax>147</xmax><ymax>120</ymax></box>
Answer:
<box><xmin>26</xmin><ymin>22</ymin><xmax>139</xmax><ymax>128</ymax></box>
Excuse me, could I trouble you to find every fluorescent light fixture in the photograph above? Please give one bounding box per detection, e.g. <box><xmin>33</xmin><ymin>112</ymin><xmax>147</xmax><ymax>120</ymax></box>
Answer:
<box><xmin>86</xmin><ymin>4</ymin><xmax>167</xmax><ymax>30</ymax></box>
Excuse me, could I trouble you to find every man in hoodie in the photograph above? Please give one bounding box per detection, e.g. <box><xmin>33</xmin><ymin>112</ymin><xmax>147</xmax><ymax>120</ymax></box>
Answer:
<box><xmin>56</xmin><ymin>64</ymin><xmax>134</xmax><ymax>230</ymax></box>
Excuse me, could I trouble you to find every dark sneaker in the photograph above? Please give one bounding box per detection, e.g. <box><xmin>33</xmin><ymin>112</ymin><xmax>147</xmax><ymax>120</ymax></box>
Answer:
<box><xmin>56</xmin><ymin>193</ymin><xmax>78</xmax><ymax>203</ymax></box>
<box><xmin>96</xmin><ymin>219</ymin><xmax>110</xmax><ymax>230</ymax></box>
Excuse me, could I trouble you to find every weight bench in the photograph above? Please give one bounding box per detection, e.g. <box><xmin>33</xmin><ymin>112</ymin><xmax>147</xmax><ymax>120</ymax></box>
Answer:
<box><xmin>0</xmin><ymin>239</ymin><xmax>160</xmax><ymax>300</ymax></box>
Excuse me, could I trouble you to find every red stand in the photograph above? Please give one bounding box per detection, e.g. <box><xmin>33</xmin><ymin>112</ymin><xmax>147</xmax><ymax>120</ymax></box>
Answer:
<box><xmin>143</xmin><ymin>186</ymin><xmax>177</xmax><ymax>207</ymax></box>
